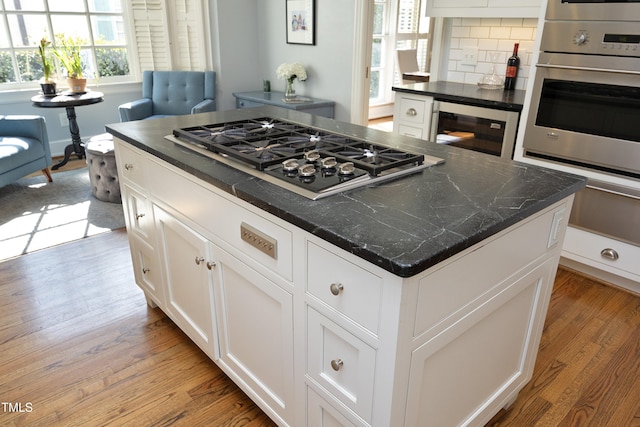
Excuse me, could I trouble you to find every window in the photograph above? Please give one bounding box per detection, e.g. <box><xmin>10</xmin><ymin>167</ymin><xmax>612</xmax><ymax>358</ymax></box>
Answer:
<box><xmin>369</xmin><ymin>0</ymin><xmax>432</xmax><ymax>109</ymax></box>
<box><xmin>0</xmin><ymin>0</ymin><xmax>209</xmax><ymax>90</ymax></box>
<box><xmin>0</xmin><ymin>0</ymin><xmax>129</xmax><ymax>88</ymax></box>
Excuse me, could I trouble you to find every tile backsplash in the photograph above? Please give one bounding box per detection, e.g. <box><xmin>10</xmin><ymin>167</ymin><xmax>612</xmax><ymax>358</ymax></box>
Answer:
<box><xmin>445</xmin><ymin>18</ymin><xmax>538</xmax><ymax>91</ymax></box>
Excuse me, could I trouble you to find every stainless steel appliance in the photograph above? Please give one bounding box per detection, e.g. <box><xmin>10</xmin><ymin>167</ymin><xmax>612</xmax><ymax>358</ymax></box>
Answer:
<box><xmin>169</xmin><ymin>117</ymin><xmax>444</xmax><ymax>200</ymax></box>
<box><xmin>431</xmin><ymin>101</ymin><xmax>519</xmax><ymax>159</ymax></box>
<box><xmin>546</xmin><ymin>0</ymin><xmax>640</xmax><ymax>22</ymax></box>
<box><xmin>523</xmin><ymin>5</ymin><xmax>640</xmax><ymax>246</ymax></box>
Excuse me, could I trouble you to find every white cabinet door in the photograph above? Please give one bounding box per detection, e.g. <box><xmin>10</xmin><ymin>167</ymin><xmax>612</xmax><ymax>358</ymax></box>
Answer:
<box><xmin>154</xmin><ymin>205</ymin><xmax>217</xmax><ymax>359</ymax></box>
<box><xmin>213</xmin><ymin>245</ymin><xmax>295</xmax><ymax>426</ymax></box>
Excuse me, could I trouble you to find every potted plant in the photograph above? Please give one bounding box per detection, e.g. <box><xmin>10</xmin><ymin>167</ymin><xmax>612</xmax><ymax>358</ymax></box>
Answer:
<box><xmin>54</xmin><ymin>34</ymin><xmax>86</xmax><ymax>93</ymax></box>
<box><xmin>38</xmin><ymin>37</ymin><xmax>57</xmax><ymax>95</ymax></box>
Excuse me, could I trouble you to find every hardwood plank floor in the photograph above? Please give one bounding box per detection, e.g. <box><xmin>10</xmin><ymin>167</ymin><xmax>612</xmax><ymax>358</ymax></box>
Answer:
<box><xmin>1</xmin><ymin>229</ymin><xmax>639</xmax><ymax>426</ymax></box>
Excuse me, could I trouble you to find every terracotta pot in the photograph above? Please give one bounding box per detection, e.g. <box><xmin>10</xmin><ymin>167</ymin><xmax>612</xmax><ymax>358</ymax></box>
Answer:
<box><xmin>66</xmin><ymin>78</ymin><xmax>87</xmax><ymax>93</ymax></box>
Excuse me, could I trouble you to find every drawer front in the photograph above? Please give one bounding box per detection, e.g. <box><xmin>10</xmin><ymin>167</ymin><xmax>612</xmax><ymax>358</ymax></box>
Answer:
<box><xmin>307</xmin><ymin>308</ymin><xmax>376</xmax><ymax>423</ymax></box>
<box><xmin>307</xmin><ymin>241</ymin><xmax>382</xmax><ymax>334</ymax></box>
<box><xmin>414</xmin><ymin>201</ymin><xmax>570</xmax><ymax>338</ymax></box>
<box><xmin>122</xmin><ymin>182</ymin><xmax>153</xmax><ymax>241</ymax></box>
<box><xmin>236</xmin><ymin>99</ymin><xmax>264</xmax><ymax>109</ymax></box>
<box><xmin>397</xmin><ymin>97</ymin><xmax>427</xmax><ymax>125</ymax></box>
<box><xmin>562</xmin><ymin>226</ymin><xmax>640</xmax><ymax>279</ymax></box>
<box><xmin>114</xmin><ymin>138</ymin><xmax>146</xmax><ymax>187</ymax></box>
<box><xmin>147</xmin><ymin>159</ymin><xmax>293</xmax><ymax>281</ymax></box>
<box><xmin>307</xmin><ymin>386</ymin><xmax>366</xmax><ymax>427</ymax></box>
<box><xmin>129</xmin><ymin>235</ymin><xmax>163</xmax><ymax>305</ymax></box>
<box><xmin>397</xmin><ymin>124</ymin><xmax>423</xmax><ymax>139</ymax></box>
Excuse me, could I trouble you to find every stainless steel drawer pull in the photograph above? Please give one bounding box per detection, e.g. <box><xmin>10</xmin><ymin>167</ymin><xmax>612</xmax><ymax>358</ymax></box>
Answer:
<box><xmin>406</xmin><ymin>107</ymin><xmax>417</xmax><ymax>117</ymax></box>
<box><xmin>600</xmin><ymin>248</ymin><xmax>619</xmax><ymax>261</ymax></box>
<box><xmin>331</xmin><ymin>359</ymin><xmax>343</xmax><ymax>371</ymax></box>
<box><xmin>329</xmin><ymin>282</ymin><xmax>344</xmax><ymax>296</ymax></box>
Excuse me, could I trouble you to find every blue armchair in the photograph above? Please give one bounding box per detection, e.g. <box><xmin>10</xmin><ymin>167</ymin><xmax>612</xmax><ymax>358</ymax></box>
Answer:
<box><xmin>118</xmin><ymin>70</ymin><xmax>217</xmax><ymax>121</ymax></box>
<box><xmin>0</xmin><ymin>115</ymin><xmax>52</xmax><ymax>189</ymax></box>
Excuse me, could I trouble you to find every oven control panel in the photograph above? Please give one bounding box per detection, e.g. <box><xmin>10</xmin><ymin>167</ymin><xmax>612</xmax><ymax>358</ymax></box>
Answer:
<box><xmin>542</xmin><ymin>21</ymin><xmax>640</xmax><ymax>57</ymax></box>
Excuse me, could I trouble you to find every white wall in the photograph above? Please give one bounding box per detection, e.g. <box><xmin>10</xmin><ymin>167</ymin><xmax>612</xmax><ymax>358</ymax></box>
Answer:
<box><xmin>439</xmin><ymin>17</ymin><xmax>538</xmax><ymax>91</ymax></box>
<box><xmin>211</xmin><ymin>0</ymin><xmax>357</xmax><ymax>122</ymax></box>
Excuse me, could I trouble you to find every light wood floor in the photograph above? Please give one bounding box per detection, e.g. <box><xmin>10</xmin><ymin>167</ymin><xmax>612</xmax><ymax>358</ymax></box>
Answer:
<box><xmin>1</xmin><ymin>229</ymin><xmax>639</xmax><ymax>426</ymax></box>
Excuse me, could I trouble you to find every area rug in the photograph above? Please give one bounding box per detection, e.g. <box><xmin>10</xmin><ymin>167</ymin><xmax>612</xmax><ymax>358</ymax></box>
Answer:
<box><xmin>0</xmin><ymin>168</ymin><xmax>125</xmax><ymax>262</ymax></box>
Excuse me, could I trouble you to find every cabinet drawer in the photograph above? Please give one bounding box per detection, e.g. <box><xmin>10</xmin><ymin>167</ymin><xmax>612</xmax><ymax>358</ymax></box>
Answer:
<box><xmin>307</xmin><ymin>242</ymin><xmax>382</xmax><ymax>334</ymax></box>
<box><xmin>122</xmin><ymin>182</ymin><xmax>154</xmax><ymax>241</ymax></box>
<box><xmin>236</xmin><ymin>99</ymin><xmax>263</xmax><ymax>109</ymax></box>
<box><xmin>397</xmin><ymin>97</ymin><xmax>427</xmax><ymax>125</ymax></box>
<box><xmin>562</xmin><ymin>226</ymin><xmax>640</xmax><ymax>279</ymax></box>
<box><xmin>307</xmin><ymin>308</ymin><xmax>376</xmax><ymax>423</ymax></box>
<box><xmin>114</xmin><ymin>138</ymin><xmax>146</xmax><ymax>187</ymax></box>
<box><xmin>307</xmin><ymin>386</ymin><xmax>366</xmax><ymax>427</ymax></box>
<box><xmin>147</xmin><ymin>159</ymin><xmax>293</xmax><ymax>281</ymax></box>
<box><xmin>397</xmin><ymin>124</ymin><xmax>423</xmax><ymax>139</ymax></box>
<box><xmin>129</xmin><ymin>235</ymin><xmax>163</xmax><ymax>306</ymax></box>
<box><xmin>414</xmin><ymin>201</ymin><xmax>569</xmax><ymax>338</ymax></box>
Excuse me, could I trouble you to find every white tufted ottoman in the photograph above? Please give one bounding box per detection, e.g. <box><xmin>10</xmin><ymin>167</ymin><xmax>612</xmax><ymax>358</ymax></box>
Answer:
<box><xmin>85</xmin><ymin>134</ymin><xmax>121</xmax><ymax>203</ymax></box>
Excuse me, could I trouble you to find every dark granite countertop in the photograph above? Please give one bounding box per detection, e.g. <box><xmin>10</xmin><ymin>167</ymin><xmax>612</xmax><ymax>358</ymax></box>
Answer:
<box><xmin>106</xmin><ymin>106</ymin><xmax>585</xmax><ymax>278</ymax></box>
<box><xmin>392</xmin><ymin>81</ymin><xmax>526</xmax><ymax>112</ymax></box>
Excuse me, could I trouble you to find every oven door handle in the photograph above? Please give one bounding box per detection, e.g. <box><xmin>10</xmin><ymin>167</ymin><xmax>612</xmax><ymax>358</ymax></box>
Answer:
<box><xmin>586</xmin><ymin>181</ymin><xmax>640</xmax><ymax>201</ymax></box>
<box><xmin>536</xmin><ymin>63</ymin><xmax>640</xmax><ymax>76</ymax></box>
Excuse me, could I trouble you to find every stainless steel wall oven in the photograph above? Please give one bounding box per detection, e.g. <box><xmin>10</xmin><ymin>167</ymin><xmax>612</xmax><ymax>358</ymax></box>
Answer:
<box><xmin>523</xmin><ymin>4</ymin><xmax>640</xmax><ymax>247</ymax></box>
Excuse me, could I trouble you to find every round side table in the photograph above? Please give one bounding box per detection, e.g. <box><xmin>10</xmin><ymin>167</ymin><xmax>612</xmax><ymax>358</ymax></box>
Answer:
<box><xmin>31</xmin><ymin>90</ymin><xmax>104</xmax><ymax>170</ymax></box>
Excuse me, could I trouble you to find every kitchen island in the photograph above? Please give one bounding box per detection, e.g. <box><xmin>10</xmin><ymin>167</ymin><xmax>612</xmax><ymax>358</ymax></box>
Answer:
<box><xmin>106</xmin><ymin>107</ymin><xmax>585</xmax><ymax>427</ymax></box>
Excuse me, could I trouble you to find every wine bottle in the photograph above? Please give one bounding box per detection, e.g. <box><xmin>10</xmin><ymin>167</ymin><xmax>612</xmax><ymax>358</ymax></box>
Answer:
<box><xmin>504</xmin><ymin>43</ymin><xmax>520</xmax><ymax>90</ymax></box>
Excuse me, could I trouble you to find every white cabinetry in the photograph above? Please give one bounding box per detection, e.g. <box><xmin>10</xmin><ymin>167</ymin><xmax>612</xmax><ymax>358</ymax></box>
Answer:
<box><xmin>213</xmin><ymin>245</ymin><xmax>295</xmax><ymax>424</ymax></box>
<box><xmin>115</xmin><ymin>143</ymin><xmax>163</xmax><ymax>308</ymax></box>
<box><xmin>427</xmin><ymin>0</ymin><xmax>540</xmax><ymax>17</ymax></box>
<box><xmin>392</xmin><ymin>93</ymin><xmax>434</xmax><ymax>140</ymax></box>
<box><xmin>114</xmin><ymin>138</ymin><xmax>574</xmax><ymax>426</ymax></box>
<box><xmin>154</xmin><ymin>206</ymin><xmax>218</xmax><ymax>359</ymax></box>
<box><xmin>561</xmin><ymin>226</ymin><xmax>640</xmax><ymax>295</ymax></box>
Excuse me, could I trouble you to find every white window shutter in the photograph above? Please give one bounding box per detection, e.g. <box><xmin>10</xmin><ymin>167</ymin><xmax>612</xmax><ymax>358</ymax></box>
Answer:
<box><xmin>167</xmin><ymin>0</ymin><xmax>210</xmax><ymax>70</ymax></box>
<box><xmin>128</xmin><ymin>0</ymin><xmax>209</xmax><ymax>73</ymax></box>
<box><xmin>130</xmin><ymin>0</ymin><xmax>172</xmax><ymax>71</ymax></box>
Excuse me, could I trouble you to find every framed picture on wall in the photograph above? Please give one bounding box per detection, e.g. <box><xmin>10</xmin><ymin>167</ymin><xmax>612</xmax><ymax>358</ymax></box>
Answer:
<box><xmin>286</xmin><ymin>0</ymin><xmax>315</xmax><ymax>45</ymax></box>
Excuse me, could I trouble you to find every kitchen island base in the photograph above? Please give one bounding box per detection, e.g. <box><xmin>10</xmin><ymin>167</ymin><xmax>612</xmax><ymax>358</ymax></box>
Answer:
<box><xmin>114</xmin><ymin>138</ymin><xmax>574</xmax><ymax>427</ymax></box>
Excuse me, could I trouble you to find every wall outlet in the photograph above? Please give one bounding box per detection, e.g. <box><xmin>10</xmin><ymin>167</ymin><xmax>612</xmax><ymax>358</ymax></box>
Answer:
<box><xmin>59</xmin><ymin>113</ymin><xmax>68</xmax><ymax>127</ymax></box>
<box><xmin>461</xmin><ymin>48</ymin><xmax>478</xmax><ymax>66</ymax></box>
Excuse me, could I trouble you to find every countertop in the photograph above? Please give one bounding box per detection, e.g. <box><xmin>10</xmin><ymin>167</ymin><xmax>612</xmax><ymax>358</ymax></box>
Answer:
<box><xmin>392</xmin><ymin>81</ymin><xmax>526</xmax><ymax>111</ymax></box>
<box><xmin>106</xmin><ymin>107</ymin><xmax>585</xmax><ymax>278</ymax></box>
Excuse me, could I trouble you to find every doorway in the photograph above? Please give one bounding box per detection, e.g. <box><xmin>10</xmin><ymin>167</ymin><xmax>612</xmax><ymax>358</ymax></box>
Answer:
<box><xmin>351</xmin><ymin>0</ymin><xmax>432</xmax><ymax>125</ymax></box>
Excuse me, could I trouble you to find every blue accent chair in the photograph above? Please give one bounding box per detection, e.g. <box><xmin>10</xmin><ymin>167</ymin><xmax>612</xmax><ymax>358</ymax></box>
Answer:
<box><xmin>0</xmin><ymin>115</ymin><xmax>53</xmax><ymax>189</ymax></box>
<box><xmin>118</xmin><ymin>70</ymin><xmax>217</xmax><ymax>121</ymax></box>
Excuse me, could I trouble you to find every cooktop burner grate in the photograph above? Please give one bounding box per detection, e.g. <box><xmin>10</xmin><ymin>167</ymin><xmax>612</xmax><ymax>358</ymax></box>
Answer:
<box><xmin>173</xmin><ymin>117</ymin><xmax>425</xmax><ymax>175</ymax></box>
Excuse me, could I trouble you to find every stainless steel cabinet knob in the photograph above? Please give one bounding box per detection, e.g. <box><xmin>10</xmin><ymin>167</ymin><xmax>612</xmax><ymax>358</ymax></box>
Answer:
<box><xmin>600</xmin><ymin>248</ymin><xmax>619</xmax><ymax>261</ymax></box>
<box><xmin>331</xmin><ymin>358</ymin><xmax>343</xmax><ymax>371</ymax></box>
<box><xmin>329</xmin><ymin>282</ymin><xmax>344</xmax><ymax>296</ymax></box>
<box><xmin>206</xmin><ymin>261</ymin><xmax>216</xmax><ymax>270</ymax></box>
<box><xmin>195</xmin><ymin>256</ymin><xmax>205</xmax><ymax>265</ymax></box>
<box><xmin>135</xmin><ymin>213</ymin><xmax>145</xmax><ymax>220</ymax></box>
<box><xmin>142</xmin><ymin>267</ymin><xmax>150</xmax><ymax>274</ymax></box>
<box><xmin>124</xmin><ymin>163</ymin><xmax>133</xmax><ymax>170</ymax></box>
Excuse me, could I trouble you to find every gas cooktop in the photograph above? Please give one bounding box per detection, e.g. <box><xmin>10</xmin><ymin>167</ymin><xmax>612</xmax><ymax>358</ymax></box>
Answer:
<box><xmin>169</xmin><ymin>117</ymin><xmax>444</xmax><ymax>199</ymax></box>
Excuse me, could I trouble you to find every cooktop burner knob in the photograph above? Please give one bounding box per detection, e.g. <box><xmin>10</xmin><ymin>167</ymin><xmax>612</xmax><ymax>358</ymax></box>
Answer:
<box><xmin>320</xmin><ymin>156</ymin><xmax>337</xmax><ymax>169</ymax></box>
<box><xmin>304</xmin><ymin>149</ymin><xmax>320</xmax><ymax>162</ymax></box>
<box><xmin>338</xmin><ymin>162</ymin><xmax>356</xmax><ymax>176</ymax></box>
<box><xmin>298</xmin><ymin>163</ymin><xmax>316</xmax><ymax>177</ymax></box>
<box><xmin>282</xmin><ymin>159</ymin><xmax>299</xmax><ymax>171</ymax></box>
